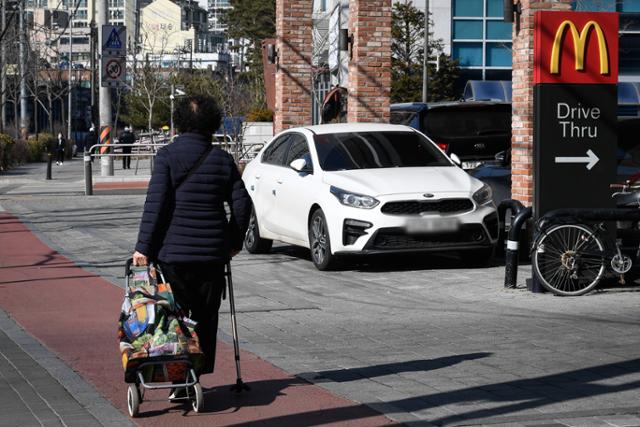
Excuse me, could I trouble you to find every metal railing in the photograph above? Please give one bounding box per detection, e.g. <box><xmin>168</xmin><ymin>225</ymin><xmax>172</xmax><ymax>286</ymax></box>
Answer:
<box><xmin>84</xmin><ymin>143</ymin><xmax>168</xmax><ymax>195</ymax></box>
<box><xmin>83</xmin><ymin>138</ymin><xmax>266</xmax><ymax>195</ymax></box>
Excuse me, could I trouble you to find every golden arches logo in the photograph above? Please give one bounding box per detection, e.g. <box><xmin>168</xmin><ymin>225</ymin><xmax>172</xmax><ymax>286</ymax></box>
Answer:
<box><xmin>550</xmin><ymin>20</ymin><xmax>609</xmax><ymax>75</ymax></box>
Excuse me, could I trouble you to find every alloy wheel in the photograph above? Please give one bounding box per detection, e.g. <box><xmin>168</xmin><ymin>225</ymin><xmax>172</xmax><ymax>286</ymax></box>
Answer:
<box><xmin>311</xmin><ymin>215</ymin><xmax>327</xmax><ymax>264</ymax></box>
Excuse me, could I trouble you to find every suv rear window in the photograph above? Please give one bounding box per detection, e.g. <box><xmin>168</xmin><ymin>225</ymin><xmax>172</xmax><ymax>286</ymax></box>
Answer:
<box><xmin>390</xmin><ymin>111</ymin><xmax>418</xmax><ymax>126</ymax></box>
<box><xmin>423</xmin><ymin>105</ymin><xmax>511</xmax><ymax>139</ymax></box>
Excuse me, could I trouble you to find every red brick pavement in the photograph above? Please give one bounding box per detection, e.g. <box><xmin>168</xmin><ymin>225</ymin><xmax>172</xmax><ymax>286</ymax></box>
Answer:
<box><xmin>0</xmin><ymin>212</ymin><xmax>395</xmax><ymax>426</ymax></box>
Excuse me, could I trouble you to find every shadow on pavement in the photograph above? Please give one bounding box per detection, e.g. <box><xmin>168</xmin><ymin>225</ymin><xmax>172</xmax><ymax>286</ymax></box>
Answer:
<box><xmin>190</xmin><ymin>357</ymin><xmax>640</xmax><ymax>427</ymax></box>
<box><xmin>305</xmin><ymin>353</ymin><xmax>492</xmax><ymax>383</ymax></box>
<box><xmin>269</xmin><ymin>244</ymin><xmax>507</xmax><ymax>272</ymax></box>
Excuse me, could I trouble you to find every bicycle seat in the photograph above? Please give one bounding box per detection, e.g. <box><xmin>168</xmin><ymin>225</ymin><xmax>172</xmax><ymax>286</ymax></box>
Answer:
<box><xmin>613</xmin><ymin>191</ymin><xmax>640</xmax><ymax>208</ymax></box>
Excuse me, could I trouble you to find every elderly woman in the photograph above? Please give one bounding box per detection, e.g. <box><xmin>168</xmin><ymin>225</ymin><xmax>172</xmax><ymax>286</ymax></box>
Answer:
<box><xmin>132</xmin><ymin>95</ymin><xmax>251</xmax><ymax>397</ymax></box>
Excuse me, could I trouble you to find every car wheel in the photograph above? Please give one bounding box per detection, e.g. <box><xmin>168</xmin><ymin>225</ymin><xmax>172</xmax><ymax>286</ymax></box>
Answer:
<box><xmin>460</xmin><ymin>247</ymin><xmax>494</xmax><ymax>267</ymax></box>
<box><xmin>244</xmin><ymin>209</ymin><xmax>273</xmax><ymax>254</ymax></box>
<box><xmin>309</xmin><ymin>209</ymin><xmax>338</xmax><ymax>270</ymax></box>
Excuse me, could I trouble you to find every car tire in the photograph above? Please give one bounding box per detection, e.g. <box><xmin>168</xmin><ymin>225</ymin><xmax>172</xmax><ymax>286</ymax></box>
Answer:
<box><xmin>309</xmin><ymin>209</ymin><xmax>338</xmax><ymax>271</ymax></box>
<box><xmin>460</xmin><ymin>247</ymin><xmax>494</xmax><ymax>267</ymax></box>
<box><xmin>244</xmin><ymin>209</ymin><xmax>273</xmax><ymax>254</ymax></box>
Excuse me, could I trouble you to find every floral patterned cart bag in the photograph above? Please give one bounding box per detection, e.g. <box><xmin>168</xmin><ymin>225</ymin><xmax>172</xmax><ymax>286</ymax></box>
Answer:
<box><xmin>118</xmin><ymin>265</ymin><xmax>203</xmax><ymax>383</ymax></box>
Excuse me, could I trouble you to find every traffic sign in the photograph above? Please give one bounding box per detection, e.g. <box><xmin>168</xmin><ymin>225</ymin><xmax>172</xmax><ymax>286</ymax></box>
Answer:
<box><xmin>534</xmin><ymin>84</ymin><xmax>617</xmax><ymax>216</ymax></box>
<box><xmin>102</xmin><ymin>25</ymin><xmax>126</xmax><ymax>57</ymax></box>
<box><xmin>101</xmin><ymin>56</ymin><xmax>126</xmax><ymax>87</ymax></box>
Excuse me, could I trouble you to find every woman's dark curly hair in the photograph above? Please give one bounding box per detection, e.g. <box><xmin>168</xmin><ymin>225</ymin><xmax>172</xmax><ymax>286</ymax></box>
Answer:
<box><xmin>174</xmin><ymin>94</ymin><xmax>222</xmax><ymax>137</ymax></box>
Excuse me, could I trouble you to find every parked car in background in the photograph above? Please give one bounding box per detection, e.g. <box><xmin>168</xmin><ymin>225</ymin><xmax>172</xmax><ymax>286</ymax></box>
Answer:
<box><xmin>242</xmin><ymin>123</ymin><xmax>499</xmax><ymax>270</ymax></box>
<box><xmin>390</xmin><ymin>101</ymin><xmax>511</xmax><ymax>169</ymax></box>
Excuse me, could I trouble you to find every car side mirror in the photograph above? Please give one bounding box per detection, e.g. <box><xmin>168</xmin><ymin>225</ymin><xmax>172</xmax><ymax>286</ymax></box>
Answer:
<box><xmin>290</xmin><ymin>158</ymin><xmax>310</xmax><ymax>173</ymax></box>
<box><xmin>450</xmin><ymin>153</ymin><xmax>462</xmax><ymax>167</ymax></box>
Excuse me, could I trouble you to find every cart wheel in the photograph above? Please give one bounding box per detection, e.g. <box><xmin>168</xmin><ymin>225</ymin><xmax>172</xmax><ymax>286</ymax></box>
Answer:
<box><xmin>191</xmin><ymin>383</ymin><xmax>204</xmax><ymax>413</ymax></box>
<box><xmin>127</xmin><ymin>384</ymin><xmax>141</xmax><ymax>417</ymax></box>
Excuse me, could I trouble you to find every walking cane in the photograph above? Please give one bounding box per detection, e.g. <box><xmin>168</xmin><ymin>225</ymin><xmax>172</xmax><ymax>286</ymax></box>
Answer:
<box><xmin>226</xmin><ymin>262</ymin><xmax>250</xmax><ymax>392</ymax></box>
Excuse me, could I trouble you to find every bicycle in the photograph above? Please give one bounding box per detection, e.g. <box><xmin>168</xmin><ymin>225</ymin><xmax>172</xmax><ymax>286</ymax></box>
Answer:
<box><xmin>532</xmin><ymin>181</ymin><xmax>640</xmax><ymax>296</ymax></box>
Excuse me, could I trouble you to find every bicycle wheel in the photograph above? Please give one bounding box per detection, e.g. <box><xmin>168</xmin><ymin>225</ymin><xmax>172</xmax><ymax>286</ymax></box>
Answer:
<box><xmin>532</xmin><ymin>224</ymin><xmax>606</xmax><ymax>296</ymax></box>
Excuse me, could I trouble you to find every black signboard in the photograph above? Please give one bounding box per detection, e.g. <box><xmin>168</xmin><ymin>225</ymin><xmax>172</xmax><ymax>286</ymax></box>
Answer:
<box><xmin>534</xmin><ymin>84</ymin><xmax>617</xmax><ymax>217</ymax></box>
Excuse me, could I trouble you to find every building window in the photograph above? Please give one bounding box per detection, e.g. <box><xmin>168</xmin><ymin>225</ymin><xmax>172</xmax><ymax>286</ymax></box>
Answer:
<box><xmin>451</xmin><ymin>0</ymin><xmax>512</xmax><ymax>80</ymax></box>
<box><xmin>619</xmin><ymin>0</ymin><xmax>640</xmax><ymax>12</ymax></box>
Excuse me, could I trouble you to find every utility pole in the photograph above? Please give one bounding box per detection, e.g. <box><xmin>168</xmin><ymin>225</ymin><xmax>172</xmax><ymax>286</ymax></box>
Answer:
<box><xmin>170</xmin><ymin>83</ymin><xmax>175</xmax><ymax>137</ymax></box>
<box><xmin>0</xmin><ymin>0</ymin><xmax>6</xmax><ymax>133</ymax></box>
<box><xmin>90</xmin><ymin>18</ymin><xmax>96</xmax><ymax>128</ymax></box>
<box><xmin>68</xmin><ymin>13</ymin><xmax>73</xmax><ymax>141</ymax></box>
<box><xmin>97</xmin><ymin>0</ymin><xmax>113</xmax><ymax>176</ymax></box>
<box><xmin>422</xmin><ymin>0</ymin><xmax>429</xmax><ymax>104</ymax></box>
<box><xmin>19</xmin><ymin>0</ymin><xmax>28</xmax><ymax>138</ymax></box>
<box><xmin>132</xmin><ymin>0</ymin><xmax>141</xmax><ymax>89</ymax></box>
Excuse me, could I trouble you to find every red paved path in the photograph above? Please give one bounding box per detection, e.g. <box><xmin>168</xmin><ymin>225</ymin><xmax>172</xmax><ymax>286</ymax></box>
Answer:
<box><xmin>0</xmin><ymin>212</ymin><xmax>395</xmax><ymax>426</ymax></box>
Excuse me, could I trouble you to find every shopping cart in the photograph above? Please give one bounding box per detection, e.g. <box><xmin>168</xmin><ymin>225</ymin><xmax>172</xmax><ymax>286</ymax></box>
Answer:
<box><xmin>121</xmin><ymin>259</ymin><xmax>204</xmax><ymax>417</ymax></box>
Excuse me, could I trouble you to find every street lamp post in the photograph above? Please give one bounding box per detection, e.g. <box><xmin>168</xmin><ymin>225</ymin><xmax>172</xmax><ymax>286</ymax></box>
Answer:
<box><xmin>68</xmin><ymin>14</ymin><xmax>73</xmax><ymax>142</ymax></box>
<box><xmin>422</xmin><ymin>0</ymin><xmax>429</xmax><ymax>103</ymax></box>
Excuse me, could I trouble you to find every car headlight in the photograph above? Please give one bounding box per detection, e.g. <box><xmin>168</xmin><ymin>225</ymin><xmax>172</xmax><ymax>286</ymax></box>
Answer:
<box><xmin>473</xmin><ymin>184</ymin><xmax>493</xmax><ymax>205</ymax></box>
<box><xmin>330</xmin><ymin>186</ymin><xmax>380</xmax><ymax>209</ymax></box>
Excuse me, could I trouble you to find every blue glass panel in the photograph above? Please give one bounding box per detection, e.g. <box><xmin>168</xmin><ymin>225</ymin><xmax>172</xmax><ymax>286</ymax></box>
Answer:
<box><xmin>453</xmin><ymin>42</ymin><xmax>483</xmax><ymax>66</ymax></box>
<box><xmin>487</xmin><ymin>0</ymin><xmax>503</xmax><ymax>17</ymax></box>
<box><xmin>453</xmin><ymin>20</ymin><xmax>483</xmax><ymax>39</ymax></box>
<box><xmin>486</xmin><ymin>43</ymin><xmax>512</xmax><ymax>67</ymax></box>
<box><xmin>453</xmin><ymin>0</ymin><xmax>483</xmax><ymax>17</ymax></box>
<box><xmin>619</xmin><ymin>0</ymin><xmax>640</xmax><ymax>12</ymax></box>
<box><xmin>486</xmin><ymin>21</ymin><xmax>512</xmax><ymax>39</ymax></box>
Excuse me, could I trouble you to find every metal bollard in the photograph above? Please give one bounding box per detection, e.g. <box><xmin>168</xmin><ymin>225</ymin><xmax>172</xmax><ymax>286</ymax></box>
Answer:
<box><xmin>497</xmin><ymin>199</ymin><xmax>524</xmax><ymax>257</ymax></box>
<box><xmin>84</xmin><ymin>152</ymin><xmax>93</xmax><ymax>195</ymax></box>
<box><xmin>504</xmin><ymin>207</ymin><xmax>532</xmax><ymax>289</ymax></box>
<box><xmin>46</xmin><ymin>153</ymin><xmax>52</xmax><ymax>180</ymax></box>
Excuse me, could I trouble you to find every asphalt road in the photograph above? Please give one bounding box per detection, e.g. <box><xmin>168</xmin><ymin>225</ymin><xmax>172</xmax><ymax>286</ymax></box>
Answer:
<box><xmin>2</xmin><ymin>159</ymin><xmax>640</xmax><ymax>426</ymax></box>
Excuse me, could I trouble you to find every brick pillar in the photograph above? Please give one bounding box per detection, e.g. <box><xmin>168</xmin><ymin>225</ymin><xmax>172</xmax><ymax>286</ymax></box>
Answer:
<box><xmin>511</xmin><ymin>0</ymin><xmax>572</xmax><ymax>205</ymax></box>
<box><xmin>274</xmin><ymin>0</ymin><xmax>313</xmax><ymax>134</ymax></box>
<box><xmin>347</xmin><ymin>0</ymin><xmax>392</xmax><ymax>123</ymax></box>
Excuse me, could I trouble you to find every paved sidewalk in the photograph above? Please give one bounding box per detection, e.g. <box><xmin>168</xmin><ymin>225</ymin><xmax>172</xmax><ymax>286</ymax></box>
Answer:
<box><xmin>4</xmin><ymin>161</ymin><xmax>640</xmax><ymax>426</ymax></box>
<box><xmin>0</xmin><ymin>211</ymin><xmax>394</xmax><ymax>426</ymax></box>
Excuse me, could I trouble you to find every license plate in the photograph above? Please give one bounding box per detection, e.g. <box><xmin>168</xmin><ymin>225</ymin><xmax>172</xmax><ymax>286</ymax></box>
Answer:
<box><xmin>405</xmin><ymin>218</ymin><xmax>460</xmax><ymax>235</ymax></box>
<box><xmin>462</xmin><ymin>161</ymin><xmax>483</xmax><ymax>170</ymax></box>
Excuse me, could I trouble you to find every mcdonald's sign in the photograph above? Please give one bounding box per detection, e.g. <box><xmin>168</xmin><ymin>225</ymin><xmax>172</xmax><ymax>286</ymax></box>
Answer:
<box><xmin>534</xmin><ymin>11</ymin><xmax>618</xmax><ymax>85</ymax></box>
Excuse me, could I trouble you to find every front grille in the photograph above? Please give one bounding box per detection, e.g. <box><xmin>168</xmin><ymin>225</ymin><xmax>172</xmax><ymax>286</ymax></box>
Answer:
<box><xmin>368</xmin><ymin>225</ymin><xmax>487</xmax><ymax>250</ymax></box>
<box><xmin>483</xmin><ymin>212</ymin><xmax>499</xmax><ymax>240</ymax></box>
<box><xmin>381</xmin><ymin>199</ymin><xmax>474</xmax><ymax>216</ymax></box>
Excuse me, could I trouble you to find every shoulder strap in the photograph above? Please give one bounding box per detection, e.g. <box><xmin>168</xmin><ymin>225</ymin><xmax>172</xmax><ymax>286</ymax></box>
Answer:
<box><xmin>175</xmin><ymin>145</ymin><xmax>213</xmax><ymax>191</ymax></box>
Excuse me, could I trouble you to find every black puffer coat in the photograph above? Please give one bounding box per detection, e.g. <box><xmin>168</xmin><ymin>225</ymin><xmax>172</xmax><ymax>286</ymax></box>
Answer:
<box><xmin>135</xmin><ymin>133</ymin><xmax>251</xmax><ymax>263</ymax></box>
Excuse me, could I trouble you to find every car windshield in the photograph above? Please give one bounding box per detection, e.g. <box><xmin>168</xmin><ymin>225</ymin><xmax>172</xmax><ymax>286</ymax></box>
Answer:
<box><xmin>314</xmin><ymin>131</ymin><xmax>452</xmax><ymax>171</ymax></box>
<box><xmin>423</xmin><ymin>105</ymin><xmax>511</xmax><ymax>139</ymax></box>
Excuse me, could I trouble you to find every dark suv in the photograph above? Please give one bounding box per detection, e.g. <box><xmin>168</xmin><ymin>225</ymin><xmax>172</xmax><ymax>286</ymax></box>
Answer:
<box><xmin>390</xmin><ymin>101</ymin><xmax>511</xmax><ymax>167</ymax></box>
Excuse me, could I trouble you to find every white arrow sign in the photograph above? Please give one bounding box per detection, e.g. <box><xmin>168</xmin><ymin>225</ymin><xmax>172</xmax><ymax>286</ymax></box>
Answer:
<box><xmin>555</xmin><ymin>149</ymin><xmax>599</xmax><ymax>170</ymax></box>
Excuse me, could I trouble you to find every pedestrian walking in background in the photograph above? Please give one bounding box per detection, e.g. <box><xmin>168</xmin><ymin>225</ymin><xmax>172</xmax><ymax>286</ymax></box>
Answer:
<box><xmin>55</xmin><ymin>133</ymin><xmax>65</xmax><ymax>166</ymax></box>
<box><xmin>131</xmin><ymin>95</ymin><xmax>251</xmax><ymax>398</ymax></box>
<box><xmin>86</xmin><ymin>126</ymin><xmax>97</xmax><ymax>154</ymax></box>
<box><xmin>119</xmin><ymin>127</ymin><xmax>136</xmax><ymax>169</ymax></box>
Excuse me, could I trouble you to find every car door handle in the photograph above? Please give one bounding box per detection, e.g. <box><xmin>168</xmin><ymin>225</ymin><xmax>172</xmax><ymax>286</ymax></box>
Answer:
<box><xmin>272</xmin><ymin>189</ymin><xmax>276</xmax><ymax>196</ymax></box>
<box><xmin>276</xmin><ymin>179</ymin><xmax>283</xmax><ymax>184</ymax></box>
<box><xmin>254</xmin><ymin>175</ymin><xmax>261</xmax><ymax>180</ymax></box>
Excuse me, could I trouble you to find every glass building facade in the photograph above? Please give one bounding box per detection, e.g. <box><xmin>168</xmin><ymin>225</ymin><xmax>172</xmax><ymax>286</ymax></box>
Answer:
<box><xmin>447</xmin><ymin>0</ymin><xmax>640</xmax><ymax>82</ymax></box>
<box><xmin>451</xmin><ymin>0</ymin><xmax>512</xmax><ymax>82</ymax></box>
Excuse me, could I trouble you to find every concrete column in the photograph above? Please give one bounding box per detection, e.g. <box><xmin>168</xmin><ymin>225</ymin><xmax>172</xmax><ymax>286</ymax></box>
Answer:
<box><xmin>511</xmin><ymin>0</ymin><xmax>572</xmax><ymax>205</ymax></box>
<box><xmin>347</xmin><ymin>0</ymin><xmax>392</xmax><ymax>123</ymax></box>
<box><xmin>274</xmin><ymin>0</ymin><xmax>313</xmax><ymax>134</ymax></box>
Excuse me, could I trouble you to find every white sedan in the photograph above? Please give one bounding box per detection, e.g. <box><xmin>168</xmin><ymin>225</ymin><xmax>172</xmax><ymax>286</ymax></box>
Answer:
<box><xmin>242</xmin><ymin>123</ymin><xmax>499</xmax><ymax>270</ymax></box>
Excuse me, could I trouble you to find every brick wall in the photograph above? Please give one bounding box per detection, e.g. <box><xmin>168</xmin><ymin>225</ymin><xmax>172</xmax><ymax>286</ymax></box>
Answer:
<box><xmin>274</xmin><ymin>0</ymin><xmax>313</xmax><ymax>134</ymax></box>
<box><xmin>511</xmin><ymin>0</ymin><xmax>572</xmax><ymax>205</ymax></box>
<box><xmin>347</xmin><ymin>0</ymin><xmax>392</xmax><ymax>123</ymax></box>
